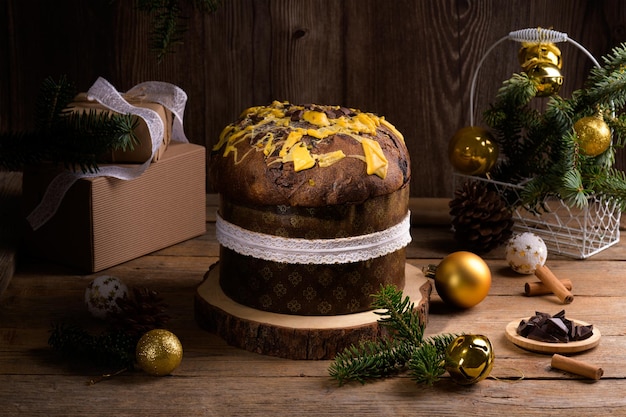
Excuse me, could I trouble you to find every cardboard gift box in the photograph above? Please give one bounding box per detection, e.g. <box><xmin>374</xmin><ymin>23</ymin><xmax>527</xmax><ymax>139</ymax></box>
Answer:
<box><xmin>22</xmin><ymin>142</ymin><xmax>206</xmax><ymax>272</ymax></box>
<box><xmin>67</xmin><ymin>92</ymin><xmax>173</xmax><ymax>163</ymax></box>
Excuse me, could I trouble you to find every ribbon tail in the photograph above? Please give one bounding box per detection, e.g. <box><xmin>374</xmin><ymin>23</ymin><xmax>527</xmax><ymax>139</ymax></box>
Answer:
<box><xmin>27</xmin><ymin>171</ymin><xmax>80</xmax><ymax>231</ymax></box>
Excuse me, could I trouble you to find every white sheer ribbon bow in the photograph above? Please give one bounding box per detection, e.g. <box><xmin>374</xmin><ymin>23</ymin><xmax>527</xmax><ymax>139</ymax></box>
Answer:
<box><xmin>26</xmin><ymin>77</ymin><xmax>189</xmax><ymax>230</ymax></box>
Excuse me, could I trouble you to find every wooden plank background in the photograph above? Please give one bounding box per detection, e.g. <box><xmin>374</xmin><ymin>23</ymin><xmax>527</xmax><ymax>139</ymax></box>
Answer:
<box><xmin>1</xmin><ymin>0</ymin><xmax>626</xmax><ymax>198</ymax></box>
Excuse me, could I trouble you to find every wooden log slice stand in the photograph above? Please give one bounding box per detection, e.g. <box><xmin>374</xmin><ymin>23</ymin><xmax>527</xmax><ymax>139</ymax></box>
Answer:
<box><xmin>195</xmin><ymin>263</ymin><xmax>431</xmax><ymax>360</ymax></box>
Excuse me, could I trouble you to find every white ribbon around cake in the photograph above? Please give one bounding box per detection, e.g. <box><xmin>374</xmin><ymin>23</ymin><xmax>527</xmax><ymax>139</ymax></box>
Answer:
<box><xmin>216</xmin><ymin>211</ymin><xmax>412</xmax><ymax>264</ymax></box>
<box><xmin>26</xmin><ymin>77</ymin><xmax>189</xmax><ymax>230</ymax></box>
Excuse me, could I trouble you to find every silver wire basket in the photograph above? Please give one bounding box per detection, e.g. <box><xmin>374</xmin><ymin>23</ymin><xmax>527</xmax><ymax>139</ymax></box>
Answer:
<box><xmin>456</xmin><ymin>28</ymin><xmax>621</xmax><ymax>259</ymax></box>
<box><xmin>454</xmin><ymin>173</ymin><xmax>621</xmax><ymax>259</ymax></box>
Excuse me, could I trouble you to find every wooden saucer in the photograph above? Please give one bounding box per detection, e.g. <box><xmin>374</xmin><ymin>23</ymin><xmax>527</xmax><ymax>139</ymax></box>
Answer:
<box><xmin>505</xmin><ymin>318</ymin><xmax>601</xmax><ymax>354</ymax></box>
<box><xmin>195</xmin><ymin>263</ymin><xmax>431</xmax><ymax>360</ymax></box>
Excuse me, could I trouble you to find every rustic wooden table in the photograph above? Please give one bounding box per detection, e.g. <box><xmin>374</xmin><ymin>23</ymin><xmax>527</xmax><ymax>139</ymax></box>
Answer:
<box><xmin>2</xmin><ymin>196</ymin><xmax>626</xmax><ymax>416</ymax></box>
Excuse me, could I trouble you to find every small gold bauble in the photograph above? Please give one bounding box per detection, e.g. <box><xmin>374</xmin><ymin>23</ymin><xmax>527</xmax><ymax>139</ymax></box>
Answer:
<box><xmin>448</xmin><ymin>126</ymin><xmax>499</xmax><ymax>176</ymax></box>
<box><xmin>518</xmin><ymin>42</ymin><xmax>562</xmax><ymax>71</ymax></box>
<box><xmin>136</xmin><ymin>329</ymin><xmax>183</xmax><ymax>376</ymax></box>
<box><xmin>427</xmin><ymin>251</ymin><xmax>492</xmax><ymax>309</ymax></box>
<box><xmin>574</xmin><ymin>115</ymin><xmax>612</xmax><ymax>157</ymax></box>
<box><xmin>445</xmin><ymin>334</ymin><xmax>494</xmax><ymax>385</ymax></box>
<box><xmin>526</xmin><ymin>62</ymin><xmax>563</xmax><ymax>97</ymax></box>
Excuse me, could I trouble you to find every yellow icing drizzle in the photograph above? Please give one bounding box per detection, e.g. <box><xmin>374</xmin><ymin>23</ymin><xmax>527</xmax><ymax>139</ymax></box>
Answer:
<box><xmin>292</xmin><ymin>143</ymin><xmax>316</xmax><ymax>171</ymax></box>
<box><xmin>317</xmin><ymin>150</ymin><xmax>346</xmax><ymax>167</ymax></box>
<box><xmin>216</xmin><ymin>101</ymin><xmax>402</xmax><ymax>178</ymax></box>
<box><xmin>279</xmin><ymin>129</ymin><xmax>306</xmax><ymax>157</ymax></box>
<box><xmin>360</xmin><ymin>138</ymin><xmax>388</xmax><ymax>179</ymax></box>
<box><xmin>303</xmin><ymin>110</ymin><xmax>330</xmax><ymax>126</ymax></box>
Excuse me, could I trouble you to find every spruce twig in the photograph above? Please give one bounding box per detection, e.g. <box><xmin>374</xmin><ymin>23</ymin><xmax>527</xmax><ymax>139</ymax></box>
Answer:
<box><xmin>328</xmin><ymin>338</ymin><xmax>412</xmax><ymax>386</ymax></box>
<box><xmin>328</xmin><ymin>285</ymin><xmax>457</xmax><ymax>387</ymax></box>
<box><xmin>135</xmin><ymin>0</ymin><xmax>222</xmax><ymax>62</ymax></box>
<box><xmin>0</xmin><ymin>76</ymin><xmax>139</xmax><ymax>173</ymax></box>
<box><xmin>48</xmin><ymin>323</ymin><xmax>138</xmax><ymax>371</ymax></box>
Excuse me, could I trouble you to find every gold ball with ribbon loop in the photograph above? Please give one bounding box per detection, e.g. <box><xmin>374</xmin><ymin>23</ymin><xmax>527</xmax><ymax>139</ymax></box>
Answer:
<box><xmin>518</xmin><ymin>42</ymin><xmax>562</xmax><ymax>71</ymax></box>
<box><xmin>518</xmin><ymin>42</ymin><xmax>563</xmax><ymax>97</ymax></box>
<box><xmin>526</xmin><ymin>62</ymin><xmax>563</xmax><ymax>97</ymax></box>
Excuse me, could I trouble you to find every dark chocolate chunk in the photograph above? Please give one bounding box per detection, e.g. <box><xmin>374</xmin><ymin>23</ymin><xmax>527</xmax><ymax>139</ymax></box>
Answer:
<box><xmin>516</xmin><ymin>311</ymin><xmax>594</xmax><ymax>343</ymax></box>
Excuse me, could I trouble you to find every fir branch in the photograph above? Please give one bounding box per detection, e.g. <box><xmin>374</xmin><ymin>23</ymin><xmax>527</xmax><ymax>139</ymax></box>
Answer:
<box><xmin>371</xmin><ymin>284</ymin><xmax>424</xmax><ymax>345</ymax></box>
<box><xmin>35</xmin><ymin>75</ymin><xmax>76</xmax><ymax>131</ymax></box>
<box><xmin>328</xmin><ymin>285</ymin><xmax>457</xmax><ymax>387</ymax></box>
<box><xmin>328</xmin><ymin>338</ymin><xmax>412</xmax><ymax>386</ymax></box>
<box><xmin>606</xmin><ymin>114</ymin><xmax>626</xmax><ymax>148</ymax></box>
<box><xmin>585</xmin><ymin>43</ymin><xmax>626</xmax><ymax>109</ymax></box>
<box><xmin>48</xmin><ymin>323</ymin><xmax>138</xmax><ymax>371</ymax></box>
<box><xmin>135</xmin><ymin>0</ymin><xmax>222</xmax><ymax>62</ymax></box>
<box><xmin>408</xmin><ymin>334</ymin><xmax>458</xmax><ymax>386</ymax></box>
<box><xmin>559</xmin><ymin>169</ymin><xmax>590</xmax><ymax>208</ymax></box>
<box><xmin>0</xmin><ymin>77</ymin><xmax>140</xmax><ymax>172</ymax></box>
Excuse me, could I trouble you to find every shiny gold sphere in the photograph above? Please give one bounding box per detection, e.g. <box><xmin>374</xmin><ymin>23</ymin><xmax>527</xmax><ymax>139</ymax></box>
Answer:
<box><xmin>448</xmin><ymin>126</ymin><xmax>499</xmax><ymax>175</ymax></box>
<box><xmin>518</xmin><ymin>42</ymin><xmax>562</xmax><ymax>71</ymax></box>
<box><xmin>433</xmin><ymin>251</ymin><xmax>491</xmax><ymax>309</ymax></box>
<box><xmin>445</xmin><ymin>334</ymin><xmax>494</xmax><ymax>385</ymax></box>
<box><xmin>526</xmin><ymin>62</ymin><xmax>563</xmax><ymax>97</ymax></box>
<box><xmin>136</xmin><ymin>329</ymin><xmax>183</xmax><ymax>376</ymax></box>
<box><xmin>574</xmin><ymin>115</ymin><xmax>612</xmax><ymax>157</ymax></box>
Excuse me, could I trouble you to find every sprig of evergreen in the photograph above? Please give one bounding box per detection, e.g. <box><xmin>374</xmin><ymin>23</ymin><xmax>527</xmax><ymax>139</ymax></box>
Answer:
<box><xmin>48</xmin><ymin>323</ymin><xmax>138</xmax><ymax>371</ymax></box>
<box><xmin>328</xmin><ymin>285</ymin><xmax>457</xmax><ymax>386</ymax></box>
<box><xmin>0</xmin><ymin>76</ymin><xmax>139</xmax><ymax>173</ymax></box>
<box><xmin>328</xmin><ymin>337</ymin><xmax>412</xmax><ymax>385</ymax></box>
<box><xmin>408</xmin><ymin>335</ymin><xmax>457</xmax><ymax>386</ymax></box>
<box><xmin>482</xmin><ymin>42</ymin><xmax>626</xmax><ymax>210</ymax></box>
<box><xmin>135</xmin><ymin>0</ymin><xmax>222</xmax><ymax>62</ymax></box>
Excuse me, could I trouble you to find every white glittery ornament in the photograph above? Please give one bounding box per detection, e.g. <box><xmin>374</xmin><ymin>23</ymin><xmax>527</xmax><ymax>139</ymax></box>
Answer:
<box><xmin>85</xmin><ymin>275</ymin><xmax>128</xmax><ymax>319</ymax></box>
<box><xmin>505</xmin><ymin>232</ymin><xmax>548</xmax><ymax>274</ymax></box>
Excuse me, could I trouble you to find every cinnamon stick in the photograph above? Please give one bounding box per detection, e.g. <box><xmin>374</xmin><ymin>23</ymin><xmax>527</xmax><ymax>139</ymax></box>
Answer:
<box><xmin>534</xmin><ymin>264</ymin><xmax>574</xmax><ymax>304</ymax></box>
<box><xmin>551</xmin><ymin>354</ymin><xmax>603</xmax><ymax>380</ymax></box>
<box><xmin>525</xmin><ymin>279</ymin><xmax>573</xmax><ymax>297</ymax></box>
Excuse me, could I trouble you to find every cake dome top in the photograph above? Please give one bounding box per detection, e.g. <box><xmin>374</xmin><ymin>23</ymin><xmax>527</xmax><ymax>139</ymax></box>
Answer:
<box><xmin>210</xmin><ymin>101</ymin><xmax>410</xmax><ymax>207</ymax></box>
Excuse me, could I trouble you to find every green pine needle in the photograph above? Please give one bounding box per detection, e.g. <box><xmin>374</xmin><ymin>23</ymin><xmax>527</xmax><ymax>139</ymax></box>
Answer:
<box><xmin>48</xmin><ymin>323</ymin><xmax>138</xmax><ymax>371</ymax></box>
<box><xmin>135</xmin><ymin>0</ymin><xmax>222</xmax><ymax>63</ymax></box>
<box><xmin>328</xmin><ymin>337</ymin><xmax>412</xmax><ymax>386</ymax></box>
<box><xmin>0</xmin><ymin>76</ymin><xmax>140</xmax><ymax>172</ymax></box>
<box><xmin>371</xmin><ymin>284</ymin><xmax>424</xmax><ymax>345</ymax></box>
<box><xmin>328</xmin><ymin>285</ymin><xmax>457</xmax><ymax>387</ymax></box>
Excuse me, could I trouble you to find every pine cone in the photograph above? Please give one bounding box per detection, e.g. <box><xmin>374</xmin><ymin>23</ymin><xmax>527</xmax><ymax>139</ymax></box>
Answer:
<box><xmin>109</xmin><ymin>287</ymin><xmax>170</xmax><ymax>337</ymax></box>
<box><xmin>449</xmin><ymin>180</ymin><xmax>514</xmax><ymax>253</ymax></box>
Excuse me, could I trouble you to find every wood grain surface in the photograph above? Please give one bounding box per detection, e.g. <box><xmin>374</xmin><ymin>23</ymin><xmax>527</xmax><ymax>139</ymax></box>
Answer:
<box><xmin>2</xmin><ymin>1</ymin><xmax>626</xmax><ymax>198</ymax></box>
<box><xmin>2</xmin><ymin>196</ymin><xmax>626</xmax><ymax>416</ymax></box>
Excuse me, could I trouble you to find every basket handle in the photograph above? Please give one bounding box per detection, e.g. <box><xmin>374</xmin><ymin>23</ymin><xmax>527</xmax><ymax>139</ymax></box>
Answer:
<box><xmin>469</xmin><ymin>28</ymin><xmax>601</xmax><ymax>126</ymax></box>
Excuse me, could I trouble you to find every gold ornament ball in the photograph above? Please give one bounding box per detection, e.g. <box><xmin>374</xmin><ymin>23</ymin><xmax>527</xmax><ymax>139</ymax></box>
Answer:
<box><xmin>445</xmin><ymin>334</ymin><xmax>494</xmax><ymax>385</ymax></box>
<box><xmin>518</xmin><ymin>42</ymin><xmax>562</xmax><ymax>71</ymax></box>
<box><xmin>574</xmin><ymin>116</ymin><xmax>612</xmax><ymax>157</ymax></box>
<box><xmin>431</xmin><ymin>251</ymin><xmax>491</xmax><ymax>309</ymax></box>
<box><xmin>136</xmin><ymin>329</ymin><xmax>183</xmax><ymax>376</ymax></box>
<box><xmin>525</xmin><ymin>62</ymin><xmax>563</xmax><ymax>97</ymax></box>
<box><xmin>448</xmin><ymin>126</ymin><xmax>499</xmax><ymax>176</ymax></box>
